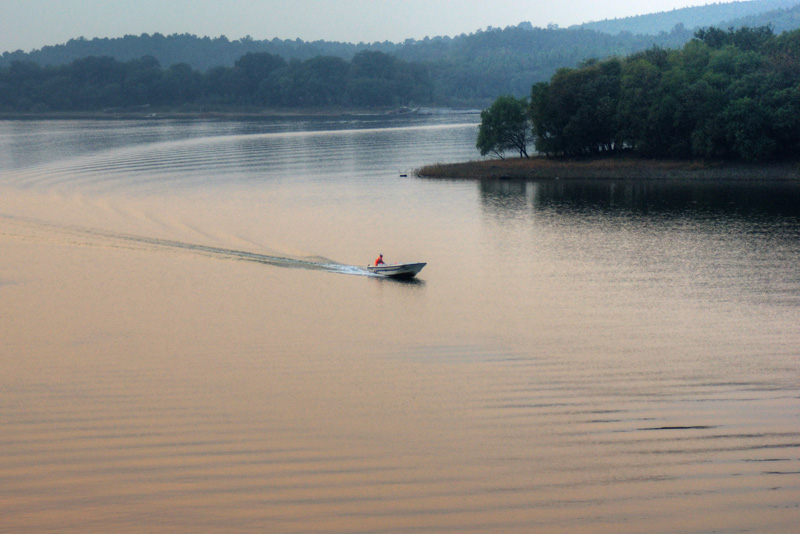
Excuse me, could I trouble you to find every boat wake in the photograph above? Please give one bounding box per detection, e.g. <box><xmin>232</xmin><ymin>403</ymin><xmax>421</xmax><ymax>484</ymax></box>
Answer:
<box><xmin>0</xmin><ymin>214</ymin><xmax>376</xmax><ymax>277</ymax></box>
<box><xmin>110</xmin><ymin>232</ymin><xmax>362</xmax><ymax>274</ymax></box>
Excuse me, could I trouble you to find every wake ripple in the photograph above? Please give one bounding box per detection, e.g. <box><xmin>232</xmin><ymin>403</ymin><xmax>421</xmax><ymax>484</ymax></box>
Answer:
<box><xmin>1</xmin><ymin>214</ymin><xmax>374</xmax><ymax>277</ymax></box>
<box><xmin>101</xmin><ymin>230</ymin><xmax>377</xmax><ymax>277</ymax></box>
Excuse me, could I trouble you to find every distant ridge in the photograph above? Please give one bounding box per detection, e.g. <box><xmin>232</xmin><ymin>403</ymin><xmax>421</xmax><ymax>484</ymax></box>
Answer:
<box><xmin>575</xmin><ymin>0</ymin><xmax>800</xmax><ymax>35</ymax></box>
<box><xmin>721</xmin><ymin>1</ymin><xmax>800</xmax><ymax>32</ymax></box>
<box><xmin>3</xmin><ymin>0</ymin><xmax>800</xmax><ymax>107</ymax></box>
<box><xmin>5</xmin><ymin>1</ymin><xmax>800</xmax><ymax>70</ymax></box>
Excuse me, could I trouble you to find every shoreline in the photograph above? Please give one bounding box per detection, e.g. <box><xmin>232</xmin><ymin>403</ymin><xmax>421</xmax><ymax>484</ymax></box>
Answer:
<box><xmin>0</xmin><ymin>109</ymin><xmax>394</xmax><ymax>121</ymax></box>
<box><xmin>416</xmin><ymin>157</ymin><xmax>800</xmax><ymax>181</ymax></box>
<box><xmin>0</xmin><ymin>107</ymin><xmax>478</xmax><ymax>121</ymax></box>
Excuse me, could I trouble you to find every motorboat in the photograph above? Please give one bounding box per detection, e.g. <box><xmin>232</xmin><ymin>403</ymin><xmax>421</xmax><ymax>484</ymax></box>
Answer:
<box><xmin>367</xmin><ymin>262</ymin><xmax>426</xmax><ymax>279</ymax></box>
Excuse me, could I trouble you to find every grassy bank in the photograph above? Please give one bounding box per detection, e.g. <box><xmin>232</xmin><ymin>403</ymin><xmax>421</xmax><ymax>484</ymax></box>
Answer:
<box><xmin>417</xmin><ymin>157</ymin><xmax>800</xmax><ymax>181</ymax></box>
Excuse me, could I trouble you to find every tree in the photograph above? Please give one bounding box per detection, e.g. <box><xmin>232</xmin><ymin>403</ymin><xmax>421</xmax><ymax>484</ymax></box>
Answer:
<box><xmin>528</xmin><ymin>59</ymin><xmax>622</xmax><ymax>157</ymax></box>
<box><xmin>525</xmin><ymin>25</ymin><xmax>797</xmax><ymax>162</ymax></box>
<box><xmin>234</xmin><ymin>52</ymin><xmax>286</xmax><ymax>97</ymax></box>
<box><xmin>477</xmin><ymin>95</ymin><xmax>531</xmax><ymax>158</ymax></box>
<box><xmin>721</xmin><ymin>97</ymin><xmax>777</xmax><ymax>161</ymax></box>
<box><xmin>617</xmin><ymin>54</ymin><xmax>662</xmax><ymax>151</ymax></box>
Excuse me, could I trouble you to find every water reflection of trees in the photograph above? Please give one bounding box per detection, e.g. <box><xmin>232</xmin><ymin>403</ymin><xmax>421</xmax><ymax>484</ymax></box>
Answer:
<box><xmin>479</xmin><ymin>179</ymin><xmax>800</xmax><ymax>221</ymax></box>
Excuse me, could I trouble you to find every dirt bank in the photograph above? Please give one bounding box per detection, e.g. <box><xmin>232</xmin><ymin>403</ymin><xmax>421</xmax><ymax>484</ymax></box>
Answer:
<box><xmin>417</xmin><ymin>157</ymin><xmax>800</xmax><ymax>181</ymax></box>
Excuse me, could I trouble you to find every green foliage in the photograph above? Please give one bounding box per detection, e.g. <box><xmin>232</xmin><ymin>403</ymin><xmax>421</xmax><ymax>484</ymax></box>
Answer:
<box><xmin>477</xmin><ymin>95</ymin><xmax>530</xmax><ymax>158</ymax></box>
<box><xmin>1</xmin><ymin>26</ymin><xmax>684</xmax><ymax>107</ymax></box>
<box><xmin>0</xmin><ymin>51</ymin><xmax>431</xmax><ymax>111</ymax></box>
<box><xmin>526</xmin><ymin>26</ymin><xmax>800</xmax><ymax>162</ymax></box>
<box><xmin>529</xmin><ymin>59</ymin><xmax>622</xmax><ymax>156</ymax></box>
<box><xmin>4</xmin><ymin>1</ymin><xmax>800</xmax><ymax>107</ymax></box>
<box><xmin>4</xmin><ymin>2</ymin><xmax>800</xmax><ymax>111</ymax></box>
<box><xmin>695</xmin><ymin>25</ymin><xmax>775</xmax><ymax>51</ymax></box>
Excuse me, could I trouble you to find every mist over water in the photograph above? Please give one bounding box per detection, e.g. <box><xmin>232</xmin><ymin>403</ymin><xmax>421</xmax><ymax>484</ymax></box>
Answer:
<box><xmin>1</xmin><ymin>117</ymin><xmax>799</xmax><ymax>533</ymax></box>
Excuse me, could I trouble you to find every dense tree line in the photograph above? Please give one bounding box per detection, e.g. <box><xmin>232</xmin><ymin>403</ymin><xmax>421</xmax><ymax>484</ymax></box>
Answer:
<box><xmin>6</xmin><ymin>2</ymin><xmax>800</xmax><ymax>106</ymax></box>
<box><xmin>0</xmin><ymin>51</ymin><xmax>432</xmax><ymax>111</ymax></box>
<box><xmin>1</xmin><ymin>26</ymin><xmax>696</xmax><ymax>106</ymax></box>
<box><xmin>517</xmin><ymin>26</ymin><xmax>800</xmax><ymax>162</ymax></box>
<box><xmin>3</xmin><ymin>3</ymin><xmax>800</xmax><ymax>111</ymax></box>
<box><xmin>0</xmin><ymin>33</ymin><xmax>396</xmax><ymax>72</ymax></box>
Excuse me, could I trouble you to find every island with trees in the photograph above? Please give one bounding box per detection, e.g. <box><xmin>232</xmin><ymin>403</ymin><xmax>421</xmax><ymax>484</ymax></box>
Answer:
<box><xmin>420</xmin><ymin>26</ymin><xmax>800</xmax><ymax>180</ymax></box>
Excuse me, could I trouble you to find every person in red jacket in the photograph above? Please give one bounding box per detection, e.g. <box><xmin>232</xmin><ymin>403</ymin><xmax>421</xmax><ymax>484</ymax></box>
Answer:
<box><xmin>375</xmin><ymin>253</ymin><xmax>385</xmax><ymax>266</ymax></box>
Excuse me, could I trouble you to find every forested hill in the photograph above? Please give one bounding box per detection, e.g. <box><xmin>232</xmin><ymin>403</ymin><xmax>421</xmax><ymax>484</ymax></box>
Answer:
<box><xmin>722</xmin><ymin>1</ymin><xmax>800</xmax><ymax>33</ymax></box>
<box><xmin>3</xmin><ymin>1</ymin><xmax>800</xmax><ymax>108</ymax></box>
<box><xmin>5</xmin><ymin>1</ymin><xmax>800</xmax><ymax>73</ymax></box>
<box><xmin>0</xmin><ymin>34</ymin><xmax>396</xmax><ymax>72</ymax></box>
<box><xmin>576</xmin><ymin>0</ymin><xmax>800</xmax><ymax>35</ymax></box>
<box><xmin>0</xmin><ymin>26</ymin><xmax>699</xmax><ymax>108</ymax></box>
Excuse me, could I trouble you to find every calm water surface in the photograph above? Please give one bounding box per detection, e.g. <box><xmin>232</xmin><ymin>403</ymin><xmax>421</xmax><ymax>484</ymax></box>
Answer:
<box><xmin>1</xmin><ymin>117</ymin><xmax>798</xmax><ymax>533</ymax></box>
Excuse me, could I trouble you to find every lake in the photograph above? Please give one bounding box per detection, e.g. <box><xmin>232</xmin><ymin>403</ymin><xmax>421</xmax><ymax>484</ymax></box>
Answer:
<box><xmin>1</xmin><ymin>116</ymin><xmax>798</xmax><ymax>533</ymax></box>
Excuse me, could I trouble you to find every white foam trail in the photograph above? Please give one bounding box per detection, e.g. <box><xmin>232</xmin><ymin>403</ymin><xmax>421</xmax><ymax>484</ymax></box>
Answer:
<box><xmin>1</xmin><ymin>213</ymin><xmax>375</xmax><ymax>277</ymax></box>
<box><xmin>323</xmin><ymin>264</ymin><xmax>375</xmax><ymax>277</ymax></box>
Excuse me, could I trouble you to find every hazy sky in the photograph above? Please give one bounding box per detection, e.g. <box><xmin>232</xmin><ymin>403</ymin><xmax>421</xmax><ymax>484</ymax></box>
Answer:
<box><xmin>2</xmin><ymin>0</ymin><xmax>721</xmax><ymax>53</ymax></box>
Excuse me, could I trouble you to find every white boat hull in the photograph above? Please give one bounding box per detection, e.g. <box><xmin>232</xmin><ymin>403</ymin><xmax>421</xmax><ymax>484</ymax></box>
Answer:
<box><xmin>367</xmin><ymin>262</ymin><xmax>426</xmax><ymax>279</ymax></box>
